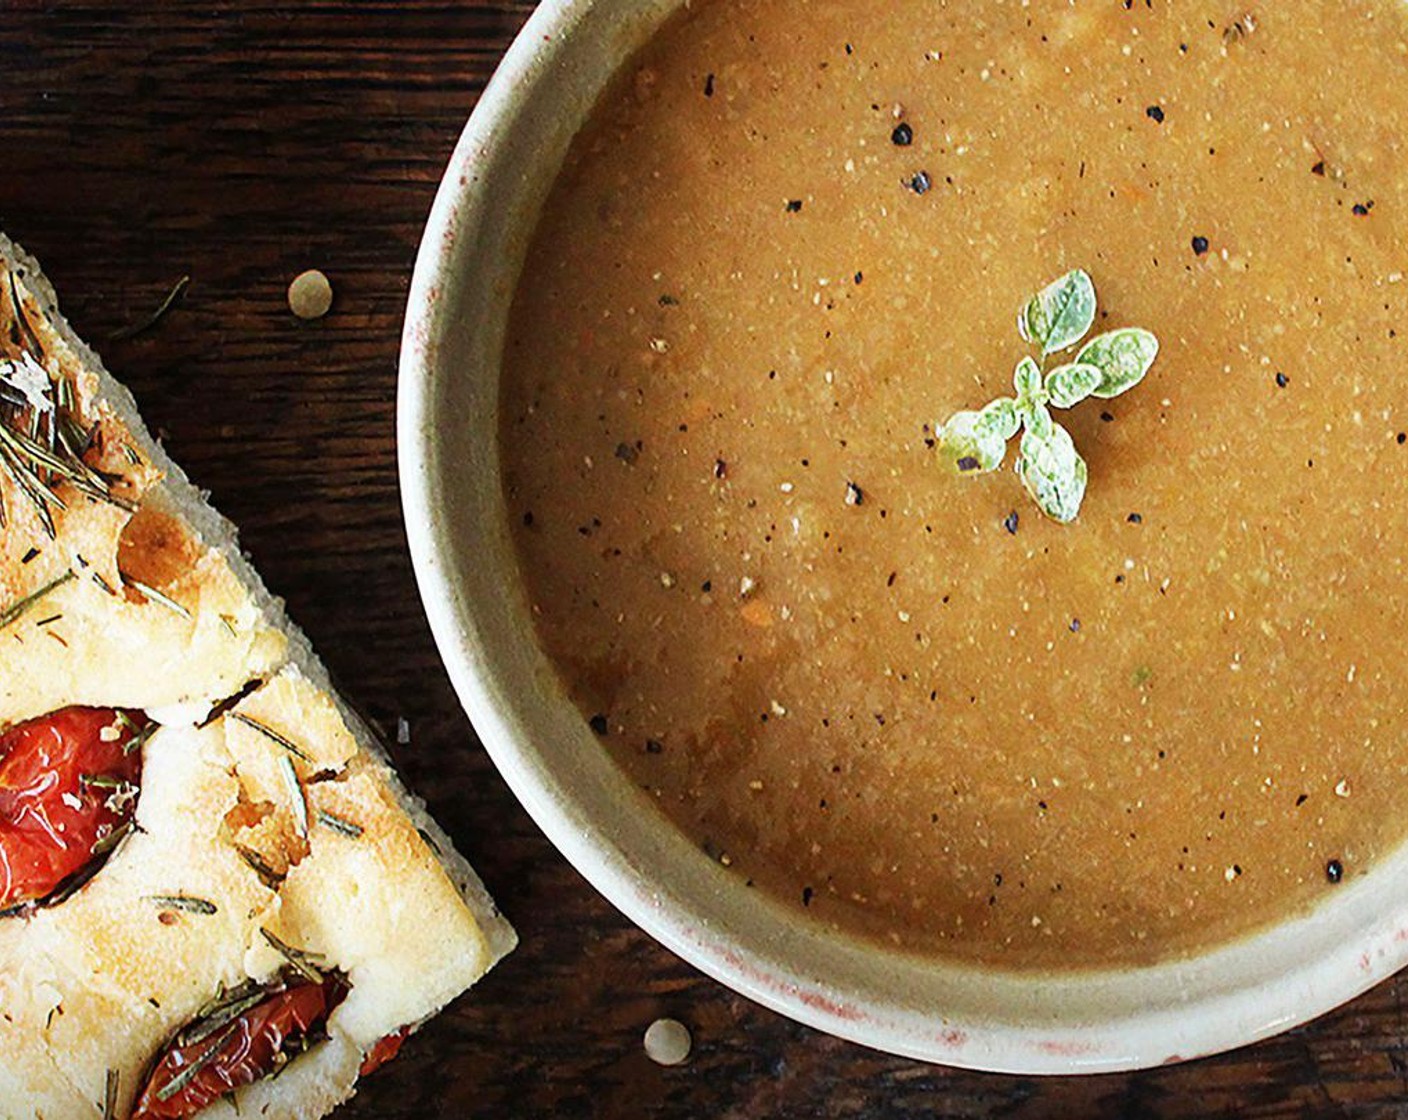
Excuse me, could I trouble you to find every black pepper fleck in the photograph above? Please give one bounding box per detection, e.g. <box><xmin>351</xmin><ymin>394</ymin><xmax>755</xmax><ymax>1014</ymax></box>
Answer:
<box><xmin>1275</xmin><ymin>371</ymin><xmax>1289</xmax><ymax>388</ymax></box>
<box><xmin>1326</xmin><ymin>858</ymin><xmax>1344</xmax><ymax>884</ymax></box>
<box><xmin>1353</xmin><ymin>201</ymin><xmax>1373</xmax><ymax>217</ymax></box>
<box><xmin>891</xmin><ymin>121</ymin><xmax>914</xmax><ymax>146</ymax></box>
<box><xmin>1191</xmin><ymin>235</ymin><xmax>1210</xmax><ymax>256</ymax></box>
<box><xmin>785</xmin><ymin>199</ymin><xmax>803</xmax><ymax>212</ymax></box>
<box><xmin>615</xmin><ymin>441</ymin><xmax>639</xmax><ymax>464</ymax></box>
<box><xmin>854</xmin><ymin>271</ymin><xmax>864</xmax><ymax>284</ymax></box>
<box><xmin>844</xmin><ymin>481</ymin><xmax>865</xmax><ymax>506</ymax></box>
<box><xmin>1002</xmin><ymin>511</ymin><xmax>1019</xmax><ymax>535</ymax></box>
<box><xmin>908</xmin><ymin>170</ymin><xmax>932</xmax><ymax>195</ymax></box>
<box><xmin>802</xmin><ymin>886</ymin><xmax>815</xmax><ymax>906</ymax></box>
<box><xmin>714</xmin><ymin>458</ymin><xmax>727</xmax><ymax>479</ymax></box>
<box><xmin>645</xmin><ymin>739</ymin><xmax>664</xmax><ymax>754</ymax></box>
<box><xmin>703</xmin><ymin>72</ymin><xmax>715</xmax><ymax>97</ymax></box>
<box><xmin>588</xmin><ymin>714</ymin><xmax>608</xmax><ymax>735</ymax></box>
<box><xmin>1398</xmin><ymin>432</ymin><xmax>1407</xmax><ymax>445</ymax></box>
<box><xmin>1100</xmin><ymin>411</ymin><xmax>1115</xmax><ymax>423</ymax></box>
<box><xmin>1146</xmin><ymin>104</ymin><xmax>1165</xmax><ymax>123</ymax></box>
<box><xmin>1127</xmin><ymin>512</ymin><xmax>1143</xmax><ymax>524</ymax></box>
<box><xmin>1070</xmin><ymin>619</ymin><xmax>1082</xmax><ymax>633</ymax></box>
<box><xmin>522</xmin><ymin>511</ymin><xmax>535</xmax><ymax>527</ymax></box>
<box><xmin>956</xmin><ymin>455</ymin><xmax>980</xmax><ymax>472</ymax></box>
<box><xmin>1311</xmin><ymin>160</ymin><xmax>1327</xmax><ymax>176</ymax></box>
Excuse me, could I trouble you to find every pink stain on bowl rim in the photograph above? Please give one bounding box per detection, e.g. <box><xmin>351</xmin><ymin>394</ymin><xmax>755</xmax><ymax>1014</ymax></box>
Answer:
<box><xmin>716</xmin><ymin>946</ymin><xmax>867</xmax><ymax>1024</ymax></box>
<box><xmin>1036</xmin><ymin>1039</ymin><xmax>1103</xmax><ymax>1058</ymax></box>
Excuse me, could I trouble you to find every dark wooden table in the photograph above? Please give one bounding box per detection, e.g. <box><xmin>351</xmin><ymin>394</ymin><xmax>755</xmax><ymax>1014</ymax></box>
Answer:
<box><xmin>4</xmin><ymin>3</ymin><xmax>1407</xmax><ymax>1117</ymax></box>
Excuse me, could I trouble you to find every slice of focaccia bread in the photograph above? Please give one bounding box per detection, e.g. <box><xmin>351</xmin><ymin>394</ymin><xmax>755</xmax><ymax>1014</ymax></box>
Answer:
<box><xmin>0</xmin><ymin>234</ymin><xmax>514</xmax><ymax>1120</ymax></box>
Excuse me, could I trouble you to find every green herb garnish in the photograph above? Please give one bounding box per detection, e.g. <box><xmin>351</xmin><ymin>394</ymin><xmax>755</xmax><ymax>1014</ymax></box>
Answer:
<box><xmin>277</xmin><ymin>754</ymin><xmax>309</xmax><ymax>840</ymax></box>
<box><xmin>228</xmin><ymin>711</ymin><xmax>312</xmax><ymax>762</ymax></box>
<box><xmin>0</xmin><ymin>272</ymin><xmax>133</xmax><ymax>535</ymax></box>
<box><xmin>89</xmin><ymin>820</ymin><xmax>133</xmax><ymax>858</ymax></box>
<box><xmin>123</xmin><ymin>576</ymin><xmax>192</xmax><ymax>621</ymax></box>
<box><xmin>102</xmin><ymin>1068</ymin><xmax>119</xmax><ymax>1120</ymax></box>
<box><xmin>155</xmin><ymin>1021</ymin><xmax>240</xmax><ymax>1102</ymax></box>
<box><xmin>934</xmin><ymin>269</ymin><xmax>1158</xmax><ymax>522</ymax></box>
<box><xmin>233</xmin><ymin>844</ymin><xmax>284</xmax><ymax>889</ymax></box>
<box><xmin>108</xmin><ymin>274</ymin><xmax>190</xmax><ymax>342</ymax></box>
<box><xmin>179</xmin><ymin>980</ymin><xmax>268</xmax><ymax>1047</ymax></box>
<box><xmin>145</xmin><ymin>894</ymin><xmax>218</xmax><ymax>915</ymax></box>
<box><xmin>0</xmin><ymin>568</ymin><xmax>76</xmax><ymax>630</ymax></box>
<box><xmin>259</xmin><ymin>928</ymin><xmax>325</xmax><ymax>983</ymax></box>
<box><xmin>315</xmin><ymin>809</ymin><xmax>363</xmax><ymax>839</ymax></box>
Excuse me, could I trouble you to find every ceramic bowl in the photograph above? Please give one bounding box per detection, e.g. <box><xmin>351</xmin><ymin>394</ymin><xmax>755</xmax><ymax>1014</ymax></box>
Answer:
<box><xmin>397</xmin><ymin>0</ymin><xmax>1408</xmax><ymax>1072</ymax></box>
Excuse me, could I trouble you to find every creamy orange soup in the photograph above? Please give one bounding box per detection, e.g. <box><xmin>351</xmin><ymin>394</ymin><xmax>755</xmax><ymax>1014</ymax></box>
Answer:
<box><xmin>500</xmin><ymin>0</ymin><xmax>1408</xmax><ymax>967</ymax></box>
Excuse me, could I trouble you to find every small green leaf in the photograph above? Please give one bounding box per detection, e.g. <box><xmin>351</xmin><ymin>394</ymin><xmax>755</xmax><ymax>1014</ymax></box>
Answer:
<box><xmin>978</xmin><ymin>397</ymin><xmax>1020</xmax><ymax>441</ymax></box>
<box><xmin>1015</xmin><ymin>422</ymin><xmax>1088</xmax><ymax>523</ymax></box>
<box><xmin>1044</xmin><ymin>362</ymin><xmax>1104</xmax><ymax>409</ymax></box>
<box><xmin>1012</xmin><ymin>356</ymin><xmax>1042</xmax><ymax>399</ymax></box>
<box><xmin>1076</xmin><ymin>327</ymin><xmax>1159</xmax><ymax>399</ymax></box>
<box><xmin>1022</xmin><ymin>398</ymin><xmax>1054</xmax><ymax>440</ymax></box>
<box><xmin>1017</xmin><ymin>270</ymin><xmax>1096</xmax><ymax>355</ymax></box>
<box><xmin>935</xmin><ymin>409</ymin><xmax>1007</xmax><ymax>473</ymax></box>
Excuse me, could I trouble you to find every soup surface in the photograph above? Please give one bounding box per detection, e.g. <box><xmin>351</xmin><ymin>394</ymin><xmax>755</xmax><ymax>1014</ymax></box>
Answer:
<box><xmin>500</xmin><ymin>0</ymin><xmax>1408</xmax><ymax>968</ymax></box>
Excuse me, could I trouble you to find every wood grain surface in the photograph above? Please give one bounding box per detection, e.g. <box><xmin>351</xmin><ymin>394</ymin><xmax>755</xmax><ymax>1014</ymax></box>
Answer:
<box><xmin>3</xmin><ymin>3</ymin><xmax>1407</xmax><ymax>1117</ymax></box>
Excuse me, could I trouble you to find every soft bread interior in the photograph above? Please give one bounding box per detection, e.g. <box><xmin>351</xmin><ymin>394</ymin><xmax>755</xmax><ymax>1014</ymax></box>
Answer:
<box><xmin>0</xmin><ymin>234</ymin><xmax>514</xmax><ymax>1119</ymax></box>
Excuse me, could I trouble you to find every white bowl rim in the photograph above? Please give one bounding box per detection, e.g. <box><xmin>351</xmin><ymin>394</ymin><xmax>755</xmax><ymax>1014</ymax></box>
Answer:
<box><xmin>397</xmin><ymin>0</ymin><xmax>1408</xmax><ymax>1074</ymax></box>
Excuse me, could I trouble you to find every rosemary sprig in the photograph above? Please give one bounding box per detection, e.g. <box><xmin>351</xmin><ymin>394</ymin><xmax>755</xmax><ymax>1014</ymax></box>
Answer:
<box><xmin>1</xmin><ymin>270</ymin><xmax>133</xmax><ymax>534</ymax></box>
<box><xmin>154</xmin><ymin>1020</ymin><xmax>240</xmax><ymax>1103</ymax></box>
<box><xmin>123</xmin><ymin>577</ymin><xmax>192</xmax><ymax>621</ymax></box>
<box><xmin>228</xmin><ymin>711</ymin><xmax>312</xmax><ymax>762</ymax></box>
<box><xmin>102</xmin><ymin>1068</ymin><xmax>119</xmax><ymax>1120</ymax></box>
<box><xmin>90</xmin><ymin>820</ymin><xmax>133</xmax><ymax>858</ymax></box>
<box><xmin>278</xmin><ymin>754</ymin><xmax>309</xmax><ymax>840</ymax></box>
<box><xmin>145</xmin><ymin>894</ymin><xmax>218</xmax><ymax>916</ymax></box>
<box><xmin>178</xmin><ymin>982</ymin><xmax>268</xmax><ymax>1047</ymax></box>
<box><xmin>259</xmin><ymin>928</ymin><xmax>325</xmax><ymax>983</ymax></box>
<box><xmin>79</xmin><ymin>773</ymin><xmax>128</xmax><ymax>791</ymax></box>
<box><xmin>108</xmin><ymin>274</ymin><xmax>190</xmax><ymax>342</ymax></box>
<box><xmin>233</xmin><ymin>844</ymin><xmax>284</xmax><ymax>889</ymax></box>
<box><xmin>0</xmin><ymin>568</ymin><xmax>76</xmax><ymax>630</ymax></box>
<box><xmin>315</xmin><ymin>809</ymin><xmax>363</xmax><ymax>839</ymax></box>
<box><xmin>111</xmin><ymin>709</ymin><xmax>156</xmax><ymax>756</ymax></box>
<box><xmin>7</xmin><ymin>271</ymin><xmax>41</xmax><ymax>354</ymax></box>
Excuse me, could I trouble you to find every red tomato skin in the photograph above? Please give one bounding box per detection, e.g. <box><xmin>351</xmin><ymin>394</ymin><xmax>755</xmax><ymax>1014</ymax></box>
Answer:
<box><xmin>0</xmin><ymin>706</ymin><xmax>144</xmax><ymax>909</ymax></box>
<box><xmin>132</xmin><ymin>976</ymin><xmax>347</xmax><ymax>1120</ymax></box>
<box><xmin>359</xmin><ymin>1026</ymin><xmax>411</xmax><ymax>1077</ymax></box>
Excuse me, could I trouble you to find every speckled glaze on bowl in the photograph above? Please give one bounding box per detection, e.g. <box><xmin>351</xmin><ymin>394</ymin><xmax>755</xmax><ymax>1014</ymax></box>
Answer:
<box><xmin>397</xmin><ymin>0</ymin><xmax>1408</xmax><ymax>1073</ymax></box>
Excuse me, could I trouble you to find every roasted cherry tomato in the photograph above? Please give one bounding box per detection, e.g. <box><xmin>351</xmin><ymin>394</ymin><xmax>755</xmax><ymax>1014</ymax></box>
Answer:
<box><xmin>133</xmin><ymin>974</ymin><xmax>348</xmax><ymax>1120</ymax></box>
<box><xmin>359</xmin><ymin>1025</ymin><xmax>411</xmax><ymax>1077</ymax></box>
<box><xmin>0</xmin><ymin>706</ymin><xmax>145</xmax><ymax>910</ymax></box>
